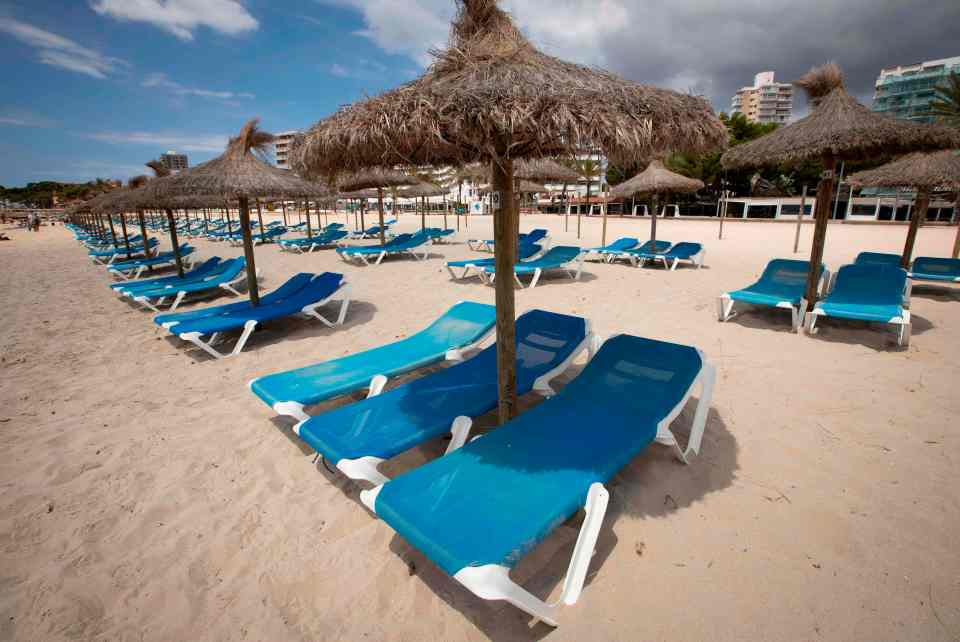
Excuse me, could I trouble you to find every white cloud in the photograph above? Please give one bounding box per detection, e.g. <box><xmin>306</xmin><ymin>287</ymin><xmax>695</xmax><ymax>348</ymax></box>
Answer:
<box><xmin>326</xmin><ymin>59</ymin><xmax>388</xmax><ymax>79</ymax></box>
<box><xmin>0</xmin><ymin>111</ymin><xmax>55</xmax><ymax>128</ymax></box>
<box><xmin>328</xmin><ymin>63</ymin><xmax>350</xmax><ymax>78</ymax></box>
<box><xmin>0</xmin><ymin>18</ymin><xmax>127</xmax><ymax>79</ymax></box>
<box><xmin>91</xmin><ymin>0</ymin><xmax>258</xmax><ymax>41</ymax></box>
<box><xmin>142</xmin><ymin>73</ymin><xmax>254</xmax><ymax>99</ymax></box>
<box><xmin>81</xmin><ymin>131</ymin><xmax>229</xmax><ymax>153</ymax></box>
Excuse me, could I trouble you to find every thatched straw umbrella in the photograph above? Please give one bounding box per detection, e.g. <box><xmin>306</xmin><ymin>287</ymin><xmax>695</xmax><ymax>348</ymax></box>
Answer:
<box><xmin>140</xmin><ymin>119</ymin><xmax>324</xmax><ymax>305</ymax></box>
<box><xmin>848</xmin><ymin>150</ymin><xmax>960</xmax><ymax>265</ymax></box>
<box><xmin>401</xmin><ymin>181</ymin><xmax>447</xmax><ymax>230</ymax></box>
<box><xmin>610</xmin><ymin>159</ymin><xmax>704</xmax><ymax>247</ymax></box>
<box><xmin>338</xmin><ymin>168</ymin><xmax>416</xmax><ymax>244</ymax></box>
<box><xmin>722</xmin><ymin>63</ymin><xmax>960</xmax><ymax>304</ymax></box>
<box><xmin>294</xmin><ymin>0</ymin><xmax>726</xmax><ymax>421</ymax></box>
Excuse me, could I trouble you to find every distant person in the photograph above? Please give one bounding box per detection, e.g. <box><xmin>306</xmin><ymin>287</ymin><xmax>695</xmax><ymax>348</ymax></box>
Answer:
<box><xmin>32</xmin><ymin>212</ymin><xmax>41</xmax><ymax>232</ymax></box>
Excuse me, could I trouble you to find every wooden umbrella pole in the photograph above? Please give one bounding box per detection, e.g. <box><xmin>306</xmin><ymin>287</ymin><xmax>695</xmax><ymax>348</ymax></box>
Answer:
<box><xmin>137</xmin><ymin>210</ymin><xmax>150</xmax><ymax>257</ymax></box>
<box><xmin>305</xmin><ymin>200</ymin><xmax>313</xmax><ymax>239</ymax></box>
<box><xmin>377</xmin><ymin>187</ymin><xmax>387</xmax><ymax>246</ymax></box>
<box><xmin>491</xmin><ymin>154</ymin><xmax>518</xmax><ymax>423</ymax></box>
<box><xmin>650</xmin><ymin>193</ymin><xmax>659</xmax><ymax>245</ymax></box>
<box><xmin>238</xmin><ymin>195</ymin><xmax>260</xmax><ymax>306</ymax></box>
<box><xmin>600</xmin><ymin>190</ymin><xmax>609</xmax><ymax>246</ymax></box>
<box><xmin>562</xmin><ymin>183</ymin><xmax>569</xmax><ymax>232</ymax></box>
<box><xmin>952</xmin><ymin>193</ymin><xmax>960</xmax><ymax>259</ymax></box>
<box><xmin>202</xmin><ymin>208</ymin><xmax>209</xmax><ymax>235</ymax></box>
<box><xmin>901</xmin><ymin>187</ymin><xmax>929</xmax><ymax>267</ymax></box>
<box><xmin>420</xmin><ymin>196</ymin><xmax>426</xmax><ymax>231</ymax></box>
<box><xmin>793</xmin><ymin>185</ymin><xmax>808</xmax><ymax>253</ymax></box>
<box><xmin>106</xmin><ymin>212</ymin><xmax>118</xmax><ymax>246</ymax></box>
<box><xmin>281</xmin><ymin>201</ymin><xmax>288</xmax><ymax>226</ymax></box>
<box><xmin>119</xmin><ymin>212</ymin><xmax>132</xmax><ymax>259</ymax></box>
<box><xmin>255</xmin><ymin>198</ymin><xmax>266</xmax><ymax>236</ymax></box>
<box><xmin>224</xmin><ymin>200</ymin><xmax>233</xmax><ymax>233</ymax></box>
<box><xmin>360</xmin><ymin>199</ymin><xmax>366</xmax><ymax>231</ymax></box>
<box><xmin>805</xmin><ymin>154</ymin><xmax>837</xmax><ymax>305</ymax></box>
<box><xmin>443</xmin><ymin>194</ymin><xmax>448</xmax><ymax>229</ymax></box>
<box><xmin>164</xmin><ymin>208</ymin><xmax>185</xmax><ymax>278</ymax></box>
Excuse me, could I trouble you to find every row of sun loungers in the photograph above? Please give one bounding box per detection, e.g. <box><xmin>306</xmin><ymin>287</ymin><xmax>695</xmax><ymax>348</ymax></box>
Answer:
<box><xmin>108</xmin><ymin>244</ymin><xmax>196</xmax><ymax>280</ymax></box>
<box><xmin>114</xmin><ymin>257</ymin><xmax>251</xmax><ymax>312</ymax></box>
<box><xmin>245</xmin><ymin>301</ymin><xmax>714</xmax><ymax>624</ymax></box>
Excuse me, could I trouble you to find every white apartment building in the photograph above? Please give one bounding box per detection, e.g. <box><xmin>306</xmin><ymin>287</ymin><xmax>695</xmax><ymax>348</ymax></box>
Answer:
<box><xmin>731</xmin><ymin>71</ymin><xmax>793</xmax><ymax>124</ymax></box>
<box><xmin>273</xmin><ymin>130</ymin><xmax>299</xmax><ymax>169</ymax></box>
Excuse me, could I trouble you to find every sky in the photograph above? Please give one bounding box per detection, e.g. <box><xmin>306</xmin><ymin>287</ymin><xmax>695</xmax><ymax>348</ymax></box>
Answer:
<box><xmin>0</xmin><ymin>0</ymin><xmax>958</xmax><ymax>187</ymax></box>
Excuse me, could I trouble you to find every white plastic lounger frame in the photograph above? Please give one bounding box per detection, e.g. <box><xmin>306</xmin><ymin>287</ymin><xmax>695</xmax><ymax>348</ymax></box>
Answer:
<box><xmin>131</xmin><ymin>268</ymin><xmax>260</xmax><ymax>313</ymax></box>
<box><xmin>171</xmin><ymin>282</ymin><xmax>352</xmax><ymax>359</ymax></box>
<box><xmin>657</xmin><ymin>248</ymin><xmax>706</xmax><ymax>271</ymax></box>
<box><xmin>360</xmin><ymin>339</ymin><xmax>714</xmax><ymax>626</ymax></box>
<box><xmin>110</xmin><ymin>254</ymin><xmax>195</xmax><ymax>281</ymax></box>
<box><xmin>804</xmin><ymin>307</ymin><xmax>911</xmax><ymax>347</ymax></box>
<box><xmin>307</xmin><ymin>323</ymin><xmax>600</xmax><ymax>486</ymax></box>
<box><xmin>717</xmin><ymin>268</ymin><xmax>830</xmax><ymax>333</ymax></box>
<box><xmin>265</xmin><ymin>306</ymin><xmax>496</xmax><ymax>422</ymax></box>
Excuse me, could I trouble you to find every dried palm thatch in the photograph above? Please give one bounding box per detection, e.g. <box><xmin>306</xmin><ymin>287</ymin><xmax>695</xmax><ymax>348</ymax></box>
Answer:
<box><xmin>515</xmin><ymin>158</ymin><xmax>580</xmax><ymax>183</ymax></box>
<box><xmin>340</xmin><ymin>188</ymin><xmax>379</xmax><ymax>199</ymax></box>
<box><xmin>848</xmin><ymin>150</ymin><xmax>960</xmax><ymax>190</ymax></box>
<box><xmin>400</xmin><ymin>181</ymin><xmax>447</xmax><ymax>198</ymax></box>
<box><xmin>338</xmin><ymin>168</ymin><xmax>418</xmax><ymax>191</ymax></box>
<box><xmin>610</xmin><ymin>159</ymin><xmax>703</xmax><ymax>198</ymax></box>
<box><xmin>722</xmin><ymin>64</ymin><xmax>960</xmax><ymax>170</ymax></box>
<box><xmin>293</xmin><ymin>0</ymin><xmax>726</xmax><ymax>173</ymax></box>
<box><xmin>141</xmin><ymin>119</ymin><xmax>325</xmax><ymax>205</ymax></box>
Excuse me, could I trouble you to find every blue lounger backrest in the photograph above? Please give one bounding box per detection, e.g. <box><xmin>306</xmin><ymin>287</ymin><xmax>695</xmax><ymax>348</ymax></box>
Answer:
<box><xmin>524</xmin><ymin>229</ymin><xmax>548</xmax><ymax>243</ymax></box>
<box><xmin>518</xmin><ymin>243</ymin><xmax>542</xmax><ymax>259</ymax></box>
<box><xmin>635</xmin><ymin>240</ymin><xmax>671</xmax><ymax>254</ymax></box>
<box><xmin>855</xmin><ymin>252</ymin><xmax>901</xmax><ymax>267</ymax></box>
<box><xmin>604</xmin><ymin>237</ymin><xmax>638</xmax><ymax>251</ymax></box>
<box><xmin>760</xmin><ymin>259</ymin><xmax>814</xmax><ymax>287</ymax></box>
<box><xmin>911</xmin><ymin>256</ymin><xmax>960</xmax><ymax>277</ymax></box>
<box><xmin>666</xmin><ymin>242</ymin><xmax>702</xmax><ymax>259</ymax></box>
<box><xmin>828</xmin><ymin>264</ymin><xmax>906</xmax><ymax>305</ymax></box>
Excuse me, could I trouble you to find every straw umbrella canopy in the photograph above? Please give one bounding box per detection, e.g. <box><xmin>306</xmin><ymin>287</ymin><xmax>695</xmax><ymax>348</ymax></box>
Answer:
<box><xmin>294</xmin><ymin>0</ymin><xmax>726</xmax><ymax>422</ymax></box>
<box><xmin>139</xmin><ymin>119</ymin><xmax>325</xmax><ymax>305</ymax></box>
<box><xmin>848</xmin><ymin>150</ymin><xmax>960</xmax><ymax>264</ymax></box>
<box><xmin>401</xmin><ymin>181</ymin><xmax>447</xmax><ymax>230</ymax></box>
<box><xmin>722</xmin><ymin>63</ymin><xmax>960</xmax><ymax>304</ymax></box>
<box><xmin>610</xmin><ymin>159</ymin><xmax>704</xmax><ymax>247</ymax></box>
<box><xmin>338</xmin><ymin>168</ymin><xmax>417</xmax><ymax>244</ymax></box>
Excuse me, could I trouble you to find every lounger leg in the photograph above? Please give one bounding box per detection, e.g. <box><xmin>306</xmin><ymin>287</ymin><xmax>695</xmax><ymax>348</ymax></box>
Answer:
<box><xmin>793</xmin><ymin>299</ymin><xmax>808</xmax><ymax>333</ymax></box>
<box><xmin>367</xmin><ymin>374</ymin><xmax>387</xmax><ymax>398</ymax></box>
<box><xmin>805</xmin><ymin>311</ymin><xmax>819</xmax><ymax>335</ymax></box>
<box><xmin>375</xmin><ymin>252</ymin><xmax>386</xmax><ymax>265</ymax></box>
<box><xmin>231</xmin><ymin>320</ymin><xmax>259</xmax><ymax>356</ymax></box>
<box><xmin>272</xmin><ymin>401</ymin><xmax>310</xmax><ymax>423</ymax></box>
<box><xmin>717</xmin><ymin>295</ymin><xmax>735</xmax><ymax>322</ymax></box>
<box><xmin>444</xmin><ymin>416</ymin><xmax>473</xmax><ymax>454</ymax></box>
<box><xmin>180</xmin><ymin>332</ymin><xmax>229</xmax><ymax>359</ymax></box>
<box><xmin>446</xmin><ymin>265</ymin><xmax>458</xmax><ymax>280</ymax></box>
<box><xmin>656</xmin><ymin>363</ymin><xmax>716</xmax><ymax>464</ymax></box>
<box><xmin>528</xmin><ymin>268</ymin><xmax>542</xmax><ymax>289</ymax></box>
<box><xmin>134</xmin><ymin>296</ymin><xmax>161</xmax><ymax>313</ymax></box>
<box><xmin>514</xmin><ymin>272</ymin><xmax>526</xmax><ymax>288</ymax></box>
<box><xmin>898</xmin><ymin>311</ymin><xmax>911</xmax><ymax>347</ymax></box>
<box><xmin>169</xmin><ymin>291</ymin><xmax>186</xmax><ymax>312</ymax></box>
<box><xmin>451</xmin><ymin>482</ymin><xmax>609</xmax><ymax>627</ymax></box>
<box><xmin>335</xmin><ymin>455</ymin><xmax>389</xmax><ymax>485</ymax></box>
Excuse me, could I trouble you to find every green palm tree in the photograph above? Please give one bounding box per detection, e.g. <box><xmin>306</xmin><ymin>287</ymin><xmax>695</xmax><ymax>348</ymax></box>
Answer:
<box><xmin>929</xmin><ymin>71</ymin><xmax>960</xmax><ymax>127</ymax></box>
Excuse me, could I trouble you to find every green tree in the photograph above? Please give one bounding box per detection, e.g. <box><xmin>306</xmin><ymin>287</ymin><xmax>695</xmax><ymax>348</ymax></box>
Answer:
<box><xmin>928</xmin><ymin>71</ymin><xmax>960</xmax><ymax>127</ymax></box>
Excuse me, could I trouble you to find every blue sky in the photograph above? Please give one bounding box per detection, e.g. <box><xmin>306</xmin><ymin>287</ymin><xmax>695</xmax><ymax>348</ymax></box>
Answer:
<box><xmin>1</xmin><ymin>0</ymin><xmax>958</xmax><ymax>187</ymax></box>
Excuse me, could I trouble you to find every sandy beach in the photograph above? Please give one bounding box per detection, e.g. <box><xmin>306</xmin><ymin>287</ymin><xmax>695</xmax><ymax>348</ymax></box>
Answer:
<box><xmin>1</xmin><ymin>213</ymin><xmax>959</xmax><ymax>641</ymax></box>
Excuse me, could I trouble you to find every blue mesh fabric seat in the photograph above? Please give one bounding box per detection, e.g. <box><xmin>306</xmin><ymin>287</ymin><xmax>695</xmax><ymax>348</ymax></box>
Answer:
<box><xmin>909</xmin><ymin>257</ymin><xmax>960</xmax><ymax>283</ymax></box>
<box><xmin>718</xmin><ymin>259</ymin><xmax>827</xmax><ymax>330</ymax></box>
<box><xmin>479</xmin><ymin>246</ymin><xmax>585</xmax><ymax>288</ymax></box>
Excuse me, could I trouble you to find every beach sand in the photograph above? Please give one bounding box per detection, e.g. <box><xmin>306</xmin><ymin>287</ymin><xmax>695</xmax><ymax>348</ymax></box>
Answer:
<box><xmin>1</xmin><ymin>213</ymin><xmax>958</xmax><ymax>641</ymax></box>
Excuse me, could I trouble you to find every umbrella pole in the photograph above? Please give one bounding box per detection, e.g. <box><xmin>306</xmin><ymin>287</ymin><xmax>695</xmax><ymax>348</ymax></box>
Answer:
<box><xmin>601</xmin><ymin>192</ymin><xmax>608</xmax><ymax>247</ymax></box>
<box><xmin>377</xmin><ymin>188</ymin><xmax>387</xmax><ymax>246</ymax></box>
<box><xmin>203</xmin><ymin>208</ymin><xmax>209</xmax><ymax>236</ymax></box>
<box><xmin>718</xmin><ymin>191</ymin><xmax>728</xmax><ymax>240</ymax></box>
<box><xmin>137</xmin><ymin>210</ymin><xmax>150</xmax><ymax>261</ymax></box>
<box><xmin>360</xmin><ymin>200</ymin><xmax>366</xmax><ymax>232</ymax></box>
<box><xmin>420</xmin><ymin>196</ymin><xmax>426</xmax><ymax>231</ymax></box>
<box><xmin>224</xmin><ymin>201</ymin><xmax>233</xmax><ymax>234</ymax></box>
<box><xmin>793</xmin><ymin>185</ymin><xmax>808</xmax><ymax>253</ymax></box>
<box><xmin>443</xmin><ymin>195</ymin><xmax>448</xmax><ymax>229</ymax></box>
<box><xmin>491</xmin><ymin>155</ymin><xmax>518</xmax><ymax>423</ymax></box>
<box><xmin>107</xmin><ymin>212</ymin><xmax>118</xmax><ymax>246</ymax></box>
<box><xmin>164</xmin><ymin>208</ymin><xmax>185</xmax><ymax>278</ymax></box>
<box><xmin>650</xmin><ymin>193</ymin><xmax>659</xmax><ymax>245</ymax></box>
<box><xmin>562</xmin><ymin>183</ymin><xmax>569</xmax><ymax>232</ymax></box>
<box><xmin>238</xmin><ymin>195</ymin><xmax>260</xmax><ymax>306</ymax></box>
<box><xmin>306</xmin><ymin>201</ymin><xmax>313</xmax><ymax>239</ymax></box>
<box><xmin>281</xmin><ymin>201</ymin><xmax>288</xmax><ymax>226</ymax></box>
<box><xmin>952</xmin><ymin>193</ymin><xmax>960</xmax><ymax>259</ymax></box>
<box><xmin>805</xmin><ymin>155</ymin><xmax>837</xmax><ymax>305</ymax></box>
<box><xmin>255</xmin><ymin>198</ymin><xmax>265</xmax><ymax>236</ymax></box>
<box><xmin>119</xmin><ymin>212</ymin><xmax>132</xmax><ymax>259</ymax></box>
<box><xmin>901</xmin><ymin>188</ymin><xmax>929</xmax><ymax>268</ymax></box>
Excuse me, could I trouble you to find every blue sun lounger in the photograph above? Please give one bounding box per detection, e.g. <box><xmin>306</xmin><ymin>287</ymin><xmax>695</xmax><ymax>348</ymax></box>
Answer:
<box><xmin>360</xmin><ymin>334</ymin><xmax>715</xmax><ymax>625</ymax></box>
<box><xmin>480</xmin><ymin>246</ymin><xmax>585</xmax><ymax>288</ymax></box>
<box><xmin>806</xmin><ymin>264</ymin><xmax>911</xmax><ymax>346</ymax></box>
<box><xmin>108</xmin><ymin>245</ymin><xmax>196</xmax><ymax>280</ymax></box>
<box><xmin>293</xmin><ymin>309</ymin><xmax>595</xmax><ymax>486</ymax></box>
<box><xmin>424</xmin><ymin>227</ymin><xmax>455</xmax><ymax>243</ymax></box>
<box><xmin>908</xmin><ymin>257</ymin><xmax>960</xmax><ymax>283</ymax></box>
<box><xmin>155</xmin><ymin>272</ymin><xmax>351</xmax><ymax>359</ymax></box>
<box><xmin>353</xmin><ymin>224</ymin><xmax>392</xmax><ymax>239</ymax></box>
<box><xmin>445</xmin><ymin>243</ymin><xmax>543</xmax><ymax>280</ymax></box>
<box><xmin>279</xmin><ymin>229</ymin><xmax>348</xmax><ymax>253</ymax></box>
<box><xmin>469</xmin><ymin>228</ymin><xmax>548</xmax><ymax>252</ymax></box>
<box><xmin>718</xmin><ymin>258</ymin><xmax>828</xmax><ymax>331</ymax></box>
<box><xmin>855</xmin><ymin>251</ymin><xmax>901</xmax><ymax>268</ymax></box>
<box><xmin>338</xmin><ymin>232</ymin><xmax>431</xmax><ymax>265</ymax></box>
<box><xmin>125</xmin><ymin>257</ymin><xmax>250</xmax><ymax>312</ymax></box>
<box><xmin>89</xmin><ymin>238</ymin><xmax>158</xmax><ymax>264</ymax></box>
<box><xmin>584</xmin><ymin>237</ymin><xmax>638</xmax><ymax>262</ymax></box>
<box><xmin>652</xmin><ymin>242</ymin><xmax>705</xmax><ymax>270</ymax></box>
<box><xmin>109</xmin><ymin>257</ymin><xmax>222</xmax><ymax>292</ymax></box>
<box><xmin>611</xmin><ymin>240</ymin><xmax>672</xmax><ymax>266</ymax></box>
<box><xmin>249</xmin><ymin>301</ymin><xmax>497</xmax><ymax>421</ymax></box>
